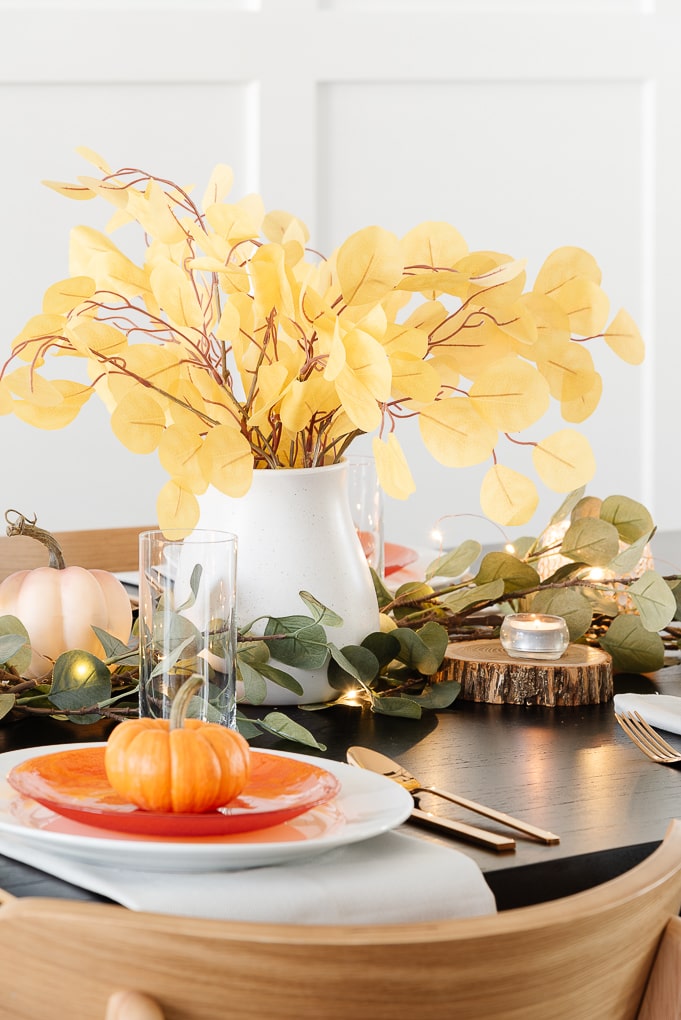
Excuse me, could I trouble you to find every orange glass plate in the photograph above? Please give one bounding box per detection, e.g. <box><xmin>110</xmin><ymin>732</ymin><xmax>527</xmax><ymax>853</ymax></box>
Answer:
<box><xmin>7</xmin><ymin>747</ymin><xmax>341</xmax><ymax>838</ymax></box>
<box><xmin>384</xmin><ymin>543</ymin><xmax>419</xmax><ymax>577</ymax></box>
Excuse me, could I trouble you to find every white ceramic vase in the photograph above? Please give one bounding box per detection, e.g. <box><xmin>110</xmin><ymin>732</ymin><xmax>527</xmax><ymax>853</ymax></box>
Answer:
<box><xmin>196</xmin><ymin>462</ymin><xmax>380</xmax><ymax>705</ymax></box>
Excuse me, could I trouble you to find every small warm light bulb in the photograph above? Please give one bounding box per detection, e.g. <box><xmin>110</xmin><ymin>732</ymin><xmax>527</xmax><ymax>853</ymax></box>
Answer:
<box><xmin>72</xmin><ymin>657</ymin><xmax>92</xmax><ymax>679</ymax></box>
<box><xmin>431</xmin><ymin>527</ymin><xmax>443</xmax><ymax>545</ymax></box>
<box><xmin>505</xmin><ymin>543</ymin><xmax>515</xmax><ymax>555</ymax></box>
<box><xmin>588</xmin><ymin>567</ymin><xmax>605</xmax><ymax>581</ymax></box>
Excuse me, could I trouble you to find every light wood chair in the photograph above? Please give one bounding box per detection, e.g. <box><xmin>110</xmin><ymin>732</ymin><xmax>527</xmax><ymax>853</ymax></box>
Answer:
<box><xmin>1</xmin><ymin>821</ymin><xmax>681</xmax><ymax>1019</ymax></box>
<box><xmin>0</xmin><ymin>524</ymin><xmax>155</xmax><ymax>582</ymax></box>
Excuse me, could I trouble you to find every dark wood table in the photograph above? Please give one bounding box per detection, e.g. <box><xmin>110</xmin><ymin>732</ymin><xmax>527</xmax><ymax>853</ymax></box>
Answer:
<box><xmin>1</xmin><ymin>663</ymin><xmax>680</xmax><ymax>911</ymax></box>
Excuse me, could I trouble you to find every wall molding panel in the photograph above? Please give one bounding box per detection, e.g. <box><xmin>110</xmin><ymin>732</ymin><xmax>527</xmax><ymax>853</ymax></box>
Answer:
<box><xmin>0</xmin><ymin>0</ymin><xmax>677</xmax><ymax>551</ymax></box>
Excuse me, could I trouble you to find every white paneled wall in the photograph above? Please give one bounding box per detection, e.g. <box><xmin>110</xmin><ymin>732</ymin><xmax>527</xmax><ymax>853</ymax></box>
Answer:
<box><xmin>0</xmin><ymin>0</ymin><xmax>677</xmax><ymax>555</ymax></box>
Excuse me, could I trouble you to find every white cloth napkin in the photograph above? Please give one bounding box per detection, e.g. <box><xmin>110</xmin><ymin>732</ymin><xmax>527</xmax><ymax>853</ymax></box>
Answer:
<box><xmin>0</xmin><ymin>829</ymin><xmax>496</xmax><ymax>925</ymax></box>
<box><xmin>614</xmin><ymin>693</ymin><xmax>681</xmax><ymax>735</ymax></box>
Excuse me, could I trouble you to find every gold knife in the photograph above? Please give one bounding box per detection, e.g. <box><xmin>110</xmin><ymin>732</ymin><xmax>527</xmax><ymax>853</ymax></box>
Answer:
<box><xmin>346</xmin><ymin>748</ymin><xmax>515</xmax><ymax>852</ymax></box>
<box><xmin>347</xmin><ymin>746</ymin><xmax>559</xmax><ymax>846</ymax></box>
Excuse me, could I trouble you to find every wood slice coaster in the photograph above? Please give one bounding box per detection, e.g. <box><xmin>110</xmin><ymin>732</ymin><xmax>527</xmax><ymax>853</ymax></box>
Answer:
<box><xmin>437</xmin><ymin>639</ymin><xmax>613</xmax><ymax>706</ymax></box>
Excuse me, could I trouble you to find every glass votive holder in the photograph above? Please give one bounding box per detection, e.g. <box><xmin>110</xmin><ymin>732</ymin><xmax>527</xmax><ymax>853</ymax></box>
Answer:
<box><xmin>499</xmin><ymin>613</ymin><xmax>569</xmax><ymax>661</ymax></box>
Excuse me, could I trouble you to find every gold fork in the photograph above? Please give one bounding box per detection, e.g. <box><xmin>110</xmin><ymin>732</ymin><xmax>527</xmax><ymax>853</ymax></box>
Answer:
<box><xmin>615</xmin><ymin>711</ymin><xmax>681</xmax><ymax>766</ymax></box>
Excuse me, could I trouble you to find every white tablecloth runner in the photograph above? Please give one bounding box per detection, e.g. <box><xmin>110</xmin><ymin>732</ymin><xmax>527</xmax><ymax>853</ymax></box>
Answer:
<box><xmin>0</xmin><ymin>828</ymin><xmax>497</xmax><ymax>925</ymax></box>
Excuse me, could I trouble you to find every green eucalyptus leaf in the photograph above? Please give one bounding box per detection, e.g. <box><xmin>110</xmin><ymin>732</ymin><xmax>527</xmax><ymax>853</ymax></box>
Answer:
<box><xmin>609</xmin><ymin>532</ymin><xmax>653</xmax><ymax>575</ymax></box>
<box><xmin>0</xmin><ymin>634</ymin><xmax>27</xmax><ymax>663</ymax></box>
<box><xmin>511</xmin><ymin>536</ymin><xmax>537</xmax><ymax>559</ymax></box>
<box><xmin>561</xmin><ymin>518</ymin><xmax>620</xmax><ymax>566</ymax></box>
<box><xmin>0</xmin><ymin>692</ymin><xmax>16</xmax><ymax>721</ymax></box>
<box><xmin>372</xmin><ymin>569</ymin><xmax>394</xmax><ymax>610</ymax></box>
<box><xmin>400</xmin><ymin>680</ymin><xmax>461</xmax><ymax>710</ymax></box>
<box><xmin>256</xmin><ymin>662</ymin><xmax>304</xmax><ymax>695</ymax></box>
<box><xmin>91</xmin><ymin>626</ymin><xmax>130</xmax><ymax>660</ymax></box>
<box><xmin>600</xmin><ymin>495</ymin><xmax>654</xmax><ymax>545</ymax></box>
<box><xmin>235</xmin><ymin>712</ymin><xmax>262</xmax><ymax>740</ymax></box>
<box><xmin>360</xmin><ymin>631</ymin><xmax>401</xmax><ymax>670</ymax></box>
<box><xmin>372</xmin><ymin>696</ymin><xmax>422</xmax><ymax>719</ymax></box>
<box><xmin>298</xmin><ymin>591</ymin><xmax>343</xmax><ymax>628</ymax></box>
<box><xmin>149</xmin><ymin>635</ymin><xmax>195</xmax><ymax>679</ymax></box>
<box><xmin>529</xmin><ymin>588</ymin><xmax>593</xmax><ymax>640</ymax></box>
<box><xmin>548</xmin><ymin>486</ymin><xmax>586</xmax><ymax>526</ymax></box>
<box><xmin>571</xmin><ymin>496</ymin><xmax>602</xmax><ymax>521</ymax></box>
<box><xmin>0</xmin><ymin>615</ymin><xmax>31</xmax><ymax>674</ymax></box>
<box><xmin>237</xmin><ymin>658</ymin><xmax>268</xmax><ymax>705</ymax></box>
<box><xmin>394</xmin><ymin>580</ymin><xmax>435</xmax><ymax>601</ymax></box>
<box><xmin>237</xmin><ymin>641</ymin><xmax>270</xmax><ymax>665</ymax></box>
<box><xmin>392</xmin><ymin>627</ymin><xmax>440</xmax><ymax>675</ymax></box>
<box><xmin>438</xmin><ymin>579</ymin><xmax>505</xmax><ymax>614</ymax></box>
<box><xmin>263</xmin><ymin>616</ymin><xmax>329</xmax><ymax>669</ymax></box>
<box><xmin>259</xmin><ymin>711</ymin><xmax>327</xmax><ymax>751</ymax></box>
<box><xmin>670</xmin><ymin>578</ymin><xmax>681</xmax><ymax>622</ymax></box>
<box><xmin>392</xmin><ymin>580</ymin><xmax>437</xmax><ymax>621</ymax></box>
<box><xmin>541</xmin><ymin>561</ymin><xmax>588</xmax><ymax>585</ymax></box>
<box><xmin>599</xmin><ymin>616</ymin><xmax>665</xmax><ymax>673</ymax></box>
<box><xmin>328</xmin><ymin>644</ymin><xmax>379</xmax><ymax>688</ymax></box>
<box><xmin>415</xmin><ymin>621</ymin><xmax>449</xmax><ymax>669</ymax></box>
<box><xmin>425</xmin><ymin>540</ymin><xmax>481</xmax><ymax>581</ymax></box>
<box><xmin>628</xmin><ymin>571</ymin><xmax>677</xmax><ymax>632</ymax></box>
<box><xmin>176</xmin><ymin>563</ymin><xmax>203</xmax><ymax>612</ymax></box>
<box><xmin>474</xmin><ymin>552</ymin><xmax>540</xmax><ymax>594</ymax></box>
<box><xmin>49</xmin><ymin>650</ymin><xmax>111</xmax><ymax>721</ymax></box>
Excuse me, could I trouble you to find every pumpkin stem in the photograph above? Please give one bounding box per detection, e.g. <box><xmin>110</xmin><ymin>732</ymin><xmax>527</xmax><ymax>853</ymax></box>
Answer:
<box><xmin>4</xmin><ymin>510</ymin><xmax>66</xmax><ymax>570</ymax></box>
<box><xmin>169</xmin><ymin>675</ymin><xmax>204</xmax><ymax>731</ymax></box>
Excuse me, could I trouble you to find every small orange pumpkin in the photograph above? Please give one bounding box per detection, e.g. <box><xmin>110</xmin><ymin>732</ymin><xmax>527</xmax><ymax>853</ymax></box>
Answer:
<box><xmin>104</xmin><ymin>676</ymin><xmax>251</xmax><ymax>813</ymax></box>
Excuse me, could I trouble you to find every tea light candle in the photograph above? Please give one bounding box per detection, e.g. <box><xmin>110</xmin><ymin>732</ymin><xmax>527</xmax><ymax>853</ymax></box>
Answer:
<box><xmin>499</xmin><ymin>613</ymin><xmax>569</xmax><ymax>660</ymax></box>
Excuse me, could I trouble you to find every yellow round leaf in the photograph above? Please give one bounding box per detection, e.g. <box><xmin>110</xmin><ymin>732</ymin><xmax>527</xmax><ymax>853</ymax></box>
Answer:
<box><xmin>427</xmin><ymin>353</ymin><xmax>460</xmax><ymax>390</ymax></box>
<box><xmin>480</xmin><ymin>465</ymin><xmax>539</xmax><ymax>526</ymax></box>
<box><xmin>11</xmin><ymin>380</ymin><xmax>91</xmax><ymax>429</ymax></box>
<box><xmin>372</xmin><ymin>434</ymin><xmax>416</xmax><ymax>500</ymax></box>
<box><xmin>336</xmin><ymin>226</ymin><xmax>403</xmax><ymax>307</ymax></box>
<box><xmin>158</xmin><ymin>425</ymin><xmax>207</xmax><ymax>493</ymax></box>
<box><xmin>0</xmin><ymin>379</ymin><xmax>12</xmax><ymax>416</ymax></box>
<box><xmin>533</xmin><ymin>336</ymin><xmax>597</xmax><ymax>402</ymax></box>
<box><xmin>12</xmin><ymin>314</ymin><xmax>67</xmax><ymax>363</ymax></box>
<box><xmin>382</xmin><ymin>324</ymin><xmax>429</xmax><ymax>359</ymax></box>
<box><xmin>561</xmin><ymin>372</ymin><xmax>603</xmax><ymax>423</ymax></box>
<box><xmin>156</xmin><ymin>480</ymin><xmax>200</xmax><ymax>536</ymax></box>
<box><xmin>201</xmin><ymin>163</ymin><xmax>234</xmax><ymax>211</ymax></box>
<box><xmin>419</xmin><ymin>397</ymin><xmax>497</xmax><ymax>467</ymax></box>
<box><xmin>605</xmin><ymin>308</ymin><xmax>645</xmax><ymax>365</ymax></box>
<box><xmin>198</xmin><ymin>424</ymin><xmax>254</xmax><ymax>497</ymax></box>
<box><xmin>149</xmin><ymin>260</ymin><xmax>205</xmax><ymax>331</ymax></box>
<box><xmin>4</xmin><ymin>366</ymin><xmax>64</xmax><ymax>406</ymax></box>
<box><xmin>469</xmin><ymin>356</ymin><xmax>550</xmax><ymax>431</ymax></box>
<box><xmin>67</xmin><ymin>320</ymin><xmax>129</xmax><ymax>358</ymax></box>
<box><xmin>389</xmin><ymin>354</ymin><xmax>441</xmax><ymax>402</ymax></box>
<box><xmin>533</xmin><ymin>246</ymin><xmax>603</xmax><ymax>293</ymax></box>
<box><xmin>42</xmin><ymin>276</ymin><xmax>96</xmax><ymax>315</ymax></box>
<box><xmin>262</xmin><ymin>209</ymin><xmax>310</xmax><ymax>246</ymax></box>
<box><xmin>110</xmin><ymin>389</ymin><xmax>166</xmax><ymax>454</ymax></box>
<box><xmin>520</xmin><ymin>292</ymin><xmax>570</xmax><ymax>346</ymax></box>
<box><xmin>547</xmin><ymin>277</ymin><xmax>609</xmax><ymax>337</ymax></box>
<box><xmin>532</xmin><ymin>429</ymin><xmax>596</xmax><ymax>491</ymax></box>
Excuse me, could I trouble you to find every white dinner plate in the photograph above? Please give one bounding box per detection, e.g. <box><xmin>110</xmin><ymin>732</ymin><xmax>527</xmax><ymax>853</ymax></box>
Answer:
<box><xmin>0</xmin><ymin>743</ymin><xmax>412</xmax><ymax>872</ymax></box>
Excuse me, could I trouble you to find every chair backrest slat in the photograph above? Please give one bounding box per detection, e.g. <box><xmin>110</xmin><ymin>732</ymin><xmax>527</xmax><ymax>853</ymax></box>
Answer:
<box><xmin>2</xmin><ymin>820</ymin><xmax>681</xmax><ymax>1019</ymax></box>
<box><xmin>0</xmin><ymin>526</ymin><xmax>155</xmax><ymax>581</ymax></box>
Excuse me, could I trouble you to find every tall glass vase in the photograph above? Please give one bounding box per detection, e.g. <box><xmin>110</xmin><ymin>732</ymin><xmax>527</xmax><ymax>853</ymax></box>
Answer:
<box><xmin>197</xmin><ymin>462</ymin><xmax>380</xmax><ymax>705</ymax></box>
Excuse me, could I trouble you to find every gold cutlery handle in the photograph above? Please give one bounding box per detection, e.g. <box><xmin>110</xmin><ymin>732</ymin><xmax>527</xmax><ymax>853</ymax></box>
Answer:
<box><xmin>426</xmin><ymin>786</ymin><xmax>560</xmax><ymax>845</ymax></box>
<box><xmin>408</xmin><ymin>807</ymin><xmax>516</xmax><ymax>852</ymax></box>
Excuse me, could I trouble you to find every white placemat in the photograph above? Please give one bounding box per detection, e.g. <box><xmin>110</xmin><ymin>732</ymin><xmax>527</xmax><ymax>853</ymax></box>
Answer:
<box><xmin>614</xmin><ymin>693</ymin><xmax>681</xmax><ymax>736</ymax></box>
<box><xmin>0</xmin><ymin>828</ymin><xmax>497</xmax><ymax>925</ymax></box>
